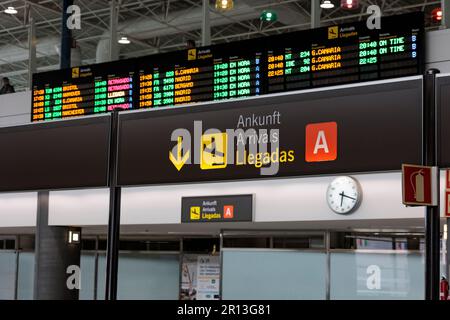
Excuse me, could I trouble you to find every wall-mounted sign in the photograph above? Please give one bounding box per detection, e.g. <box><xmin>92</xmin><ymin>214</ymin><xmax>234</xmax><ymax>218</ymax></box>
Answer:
<box><xmin>181</xmin><ymin>194</ymin><xmax>253</xmax><ymax>223</ymax></box>
<box><xmin>402</xmin><ymin>164</ymin><xmax>438</xmax><ymax>206</ymax></box>
<box><xmin>118</xmin><ymin>78</ymin><xmax>422</xmax><ymax>185</ymax></box>
<box><xmin>447</xmin><ymin>170</ymin><xmax>450</xmax><ymax>190</ymax></box>
<box><xmin>445</xmin><ymin>191</ymin><xmax>450</xmax><ymax>218</ymax></box>
<box><xmin>0</xmin><ymin>115</ymin><xmax>111</xmax><ymax>192</ymax></box>
<box><xmin>445</xmin><ymin>169</ymin><xmax>450</xmax><ymax>217</ymax></box>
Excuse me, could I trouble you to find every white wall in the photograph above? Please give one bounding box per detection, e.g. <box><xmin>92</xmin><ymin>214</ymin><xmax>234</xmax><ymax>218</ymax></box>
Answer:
<box><xmin>426</xmin><ymin>29</ymin><xmax>450</xmax><ymax>72</ymax></box>
<box><xmin>48</xmin><ymin>189</ymin><xmax>109</xmax><ymax>226</ymax></box>
<box><xmin>47</xmin><ymin>172</ymin><xmax>427</xmax><ymax>227</ymax></box>
<box><xmin>0</xmin><ymin>192</ymin><xmax>37</xmax><ymax>227</ymax></box>
<box><xmin>0</xmin><ymin>91</ymin><xmax>31</xmax><ymax>126</ymax></box>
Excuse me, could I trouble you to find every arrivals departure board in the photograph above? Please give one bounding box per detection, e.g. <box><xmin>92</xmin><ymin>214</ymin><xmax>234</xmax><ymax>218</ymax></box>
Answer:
<box><xmin>32</xmin><ymin>12</ymin><xmax>424</xmax><ymax>122</ymax></box>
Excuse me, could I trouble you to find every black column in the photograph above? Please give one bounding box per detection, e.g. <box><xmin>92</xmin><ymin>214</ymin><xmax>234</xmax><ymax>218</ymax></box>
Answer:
<box><xmin>34</xmin><ymin>192</ymin><xmax>81</xmax><ymax>300</ymax></box>
<box><xmin>33</xmin><ymin>0</ymin><xmax>80</xmax><ymax>300</ymax></box>
<box><xmin>60</xmin><ymin>0</ymin><xmax>73</xmax><ymax>69</ymax></box>
<box><xmin>105</xmin><ymin>110</ymin><xmax>122</xmax><ymax>300</ymax></box>
<box><xmin>424</xmin><ymin>69</ymin><xmax>440</xmax><ymax>300</ymax></box>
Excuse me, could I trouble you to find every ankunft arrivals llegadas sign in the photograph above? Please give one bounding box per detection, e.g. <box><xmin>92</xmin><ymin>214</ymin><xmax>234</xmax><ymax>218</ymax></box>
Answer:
<box><xmin>117</xmin><ymin>78</ymin><xmax>422</xmax><ymax>186</ymax></box>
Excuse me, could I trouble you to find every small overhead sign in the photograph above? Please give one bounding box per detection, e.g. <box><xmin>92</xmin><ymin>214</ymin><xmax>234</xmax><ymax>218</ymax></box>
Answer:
<box><xmin>181</xmin><ymin>194</ymin><xmax>253</xmax><ymax>223</ymax></box>
<box><xmin>445</xmin><ymin>170</ymin><xmax>450</xmax><ymax>217</ymax></box>
<box><xmin>445</xmin><ymin>191</ymin><xmax>450</xmax><ymax>218</ymax></box>
<box><xmin>402</xmin><ymin>164</ymin><xmax>438</xmax><ymax>206</ymax></box>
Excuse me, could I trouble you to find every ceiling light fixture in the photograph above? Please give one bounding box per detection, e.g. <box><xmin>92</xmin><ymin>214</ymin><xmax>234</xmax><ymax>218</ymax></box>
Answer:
<box><xmin>215</xmin><ymin>0</ymin><xmax>234</xmax><ymax>11</ymax></box>
<box><xmin>341</xmin><ymin>0</ymin><xmax>359</xmax><ymax>9</ymax></box>
<box><xmin>431</xmin><ymin>7</ymin><xmax>443</xmax><ymax>22</ymax></box>
<box><xmin>68</xmin><ymin>230</ymin><xmax>81</xmax><ymax>244</ymax></box>
<box><xmin>320</xmin><ymin>0</ymin><xmax>335</xmax><ymax>9</ymax></box>
<box><xmin>118</xmin><ymin>36</ymin><xmax>131</xmax><ymax>44</ymax></box>
<box><xmin>4</xmin><ymin>7</ymin><xmax>18</xmax><ymax>15</ymax></box>
<box><xmin>260</xmin><ymin>10</ymin><xmax>278</xmax><ymax>22</ymax></box>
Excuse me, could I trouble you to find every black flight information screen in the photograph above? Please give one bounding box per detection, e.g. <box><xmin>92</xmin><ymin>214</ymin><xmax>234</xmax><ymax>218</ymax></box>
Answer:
<box><xmin>32</xmin><ymin>12</ymin><xmax>424</xmax><ymax>122</ymax></box>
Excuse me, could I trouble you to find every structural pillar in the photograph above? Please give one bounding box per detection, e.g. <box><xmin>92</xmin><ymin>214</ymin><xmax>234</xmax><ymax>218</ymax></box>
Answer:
<box><xmin>201</xmin><ymin>0</ymin><xmax>211</xmax><ymax>46</ymax></box>
<box><xmin>311</xmin><ymin>0</ymin><xmax>321</xmax><ymax>29</ymax></box>
<box><xmin>33</xmin><ymin>0</ymin><xmax>81</xmax><ymax>300</ymax></box>
<box><xmin>27</xmin><ymin>10</ymin><xmax>36</xmax><ymax>90</ymax></box>
<box><xmin>423</xmin><ymin>69</ymin><xmax>441</xmax><ymax>300</ymax></box>
<box><xmin>60</xmin><ymin>0</ymin><xmax>73</xmax><ymax>69</ymax></box>
<box><xmin>443</xmin><ymin>0</ymin><xmax>450</xmax><ymax>29</ymax></box>
<box><xmin>109</xmin><ymin>0</ymin><xmax>119</xmax><ymax>61</ymax></box>
<box><xmin>34</xmin><ymin>193</ymin><xmax>81</xmax><ymax>299</ymax></box>
<box><xmin>105</xmin><ymin>110</ymin><xmax>122</xmax><ymax>300</ymax></box>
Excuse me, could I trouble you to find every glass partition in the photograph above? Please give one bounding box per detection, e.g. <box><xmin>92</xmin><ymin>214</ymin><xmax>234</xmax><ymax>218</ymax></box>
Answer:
<box><xmin>330</xmin><ymin>251</ymin><xmax>424</xmax><ymax>300</ymax></box>
<box><xmin>117</xmin><ymin>252</ymin><xmax>180</xmax><ymax>300</ymax></box>
<box><xmin>80</xmin><ymin>252</ymin><xmax>96</xmax><ymax>300</ymax></box>
<box><xmin>0</xmin><ymin>251</ymin><xmax>16</xmax><ymax>300</ymax></box>
<box><xmin>98</xmin><ymin>252</ymin><xmax>180</xmax><ymax>300</ymax></box>
<box><xmin>17</xmin><ymin>252</ymin><xmax>34</xmax><ymax>300</ymax></box>
<box><xmin>222</xmin><ymin>249</ymin><xmax>327</xmax><ymax>300</ymax></box>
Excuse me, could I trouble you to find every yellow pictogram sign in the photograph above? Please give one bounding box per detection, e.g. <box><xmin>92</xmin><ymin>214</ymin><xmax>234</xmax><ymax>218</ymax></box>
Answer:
<box><xmin>328</xmin><ymin>26</ymin><xmax>338</xmax><ymax>39</ymax></box>
<box><xmin>169</xmin><ymin>136</ymin><xmax>190</xmax><ymax>171</ymax></box>
<box><xmin>190</xmin><ymin>206</ymin><xmax>201</xmax><ymax>220</ymax></box>
<box><xmin>188</xmin><ymin>49</ymin><xmax>197</xmax><ymax>61</ymax></box>
<box><xmin>72</xmin><ymin>67</ymin><xmax>80</xmax><ymax>78</ymax></box>
<box><xmin>200</xmin><ymin>133</ymin><xmax>227</xmax><ymax>170</ymax></box>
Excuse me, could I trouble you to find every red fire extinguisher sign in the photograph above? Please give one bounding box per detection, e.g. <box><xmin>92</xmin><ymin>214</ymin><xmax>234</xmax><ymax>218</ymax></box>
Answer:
<box><xmin>441</xmin><ymin>277</ymin><xmax>449</xmax><ymax>300</ymax></box>
<box><xmin>402</xmin><ymin>164</ymin><xmax>438</xmax><ymax>206</ymax></box>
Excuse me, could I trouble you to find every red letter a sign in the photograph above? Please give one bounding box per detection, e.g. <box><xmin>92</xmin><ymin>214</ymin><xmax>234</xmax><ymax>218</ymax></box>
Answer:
<box><xmin>305</xmin><ymin>122</ymin><xmax>338</xmax><ymax>162</ymax></box>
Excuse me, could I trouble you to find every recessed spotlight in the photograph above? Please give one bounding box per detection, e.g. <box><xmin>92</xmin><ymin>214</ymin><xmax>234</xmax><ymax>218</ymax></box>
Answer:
<box><xmin>4</xmin><ymin>7</ymin><xmax>18</xmax><ymax>15</ymax></box>
<box><xmin>118</xmin><ymin>36</ymin><xmax>130</xmax><ymax>44</ymax></box>
<box><xmin>320</xmin><ymin>0</ymin><xmax>335</xmax><ymax>9</ymax></box>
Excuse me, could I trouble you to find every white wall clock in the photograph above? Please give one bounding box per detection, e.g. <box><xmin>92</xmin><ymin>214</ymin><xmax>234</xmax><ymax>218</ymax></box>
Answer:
<box><xmin>326</xmin><ymin>176</ymin><xmax>362</xmax><ymax>215</ymax></box>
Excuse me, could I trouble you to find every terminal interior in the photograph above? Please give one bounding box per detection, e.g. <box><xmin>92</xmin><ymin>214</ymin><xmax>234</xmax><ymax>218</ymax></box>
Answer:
<box><xmin>0</xmin><ymin>0</ymin><xmax>450</xmax><ymax>300</ymax></box>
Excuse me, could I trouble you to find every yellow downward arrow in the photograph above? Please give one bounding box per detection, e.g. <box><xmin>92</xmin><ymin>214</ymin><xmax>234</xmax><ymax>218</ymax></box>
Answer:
<box><xmin>169</xmin><ymin>136</ymin><xmax>190</xmax><ymax>171</ymax></box>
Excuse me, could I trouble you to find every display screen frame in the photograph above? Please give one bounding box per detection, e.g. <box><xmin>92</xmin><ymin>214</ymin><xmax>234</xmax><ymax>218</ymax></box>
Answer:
<box><xmin>31</xmin><ymin>12</ymin><xmax>425</xmax><ymax>122</ymax></box>
<box><xmin>0</xmin><ymin>114</ymin><xmax>111</xmax><ymax>192</ymax></box>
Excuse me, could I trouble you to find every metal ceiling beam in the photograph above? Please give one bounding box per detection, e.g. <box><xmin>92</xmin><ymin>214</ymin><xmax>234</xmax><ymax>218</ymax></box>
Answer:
<box><xmin>443</xmin><ymin>0</ymin><xmax>450</xmax><ymax>28</ymax></box>
<box><xmin>1</xmin><ymin>0</ymin><xmax>445</xmax><ymax>91</ymax></box>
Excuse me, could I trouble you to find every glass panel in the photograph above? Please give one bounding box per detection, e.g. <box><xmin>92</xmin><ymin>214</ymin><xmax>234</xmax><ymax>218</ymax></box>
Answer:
<box><xmin>0</xmin><ymin>251</ymin><xmax>16</xmax><ymax>300</ymax></box>
<box><xmin>114</xmin><ymin>253</ymin><xmax>180</xmax><ymax>300</ymax></box>
<box><xmin>97</xmin><ymin>253</ymin><xmax>106</xmax><ymax>300</ymax></box>
<box><xmin>222</xmin><ymin>249</ymin><xmax>327</xmax><ymax>300</ymax></box>
<box><xmin>98</xmin><ymin>253</ymin><xmax>180</xmax><ymax>300</ymax></box>
<box><xmin>17</xmin><ymin>252</ymin><xmax>34</xmax><ymax>300</ymax></box>
<box><xmin>330</xmin><ymin>252</ymin><xmax>424</xmax><ymax>300</ymax></box>
<box><xmin>80</xmin><ymin>252</ymin><xmax>96</xmax><ymax>300</ymax></box>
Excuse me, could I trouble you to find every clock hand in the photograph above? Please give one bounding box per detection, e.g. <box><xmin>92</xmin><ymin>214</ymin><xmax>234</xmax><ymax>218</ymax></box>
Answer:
<box><xmin>339</xmin><ymin>192</ymin><xmax>344</xmax><ymax>207</ymax></box>
<box><xmin>342</xmin><ymin>194</ymin><xmax>357</xmax><ymax>201</ymax></box>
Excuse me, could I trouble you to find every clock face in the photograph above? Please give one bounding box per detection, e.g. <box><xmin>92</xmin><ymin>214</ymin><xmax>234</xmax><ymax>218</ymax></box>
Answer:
<box><xmin>326</xmin><ymin>176</ymin><xmax>361</xmax><ymax>214</ymax></box>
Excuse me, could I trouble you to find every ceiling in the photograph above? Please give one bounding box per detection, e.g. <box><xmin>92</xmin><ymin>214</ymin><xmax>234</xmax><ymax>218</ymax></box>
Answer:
<box><xmin>0</xmin><ymin>0</ymin><xmax>444</xmax><ymax>91</ymax></box>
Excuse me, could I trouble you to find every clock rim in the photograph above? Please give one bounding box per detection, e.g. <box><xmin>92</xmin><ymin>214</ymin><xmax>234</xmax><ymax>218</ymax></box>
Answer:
<box><xmin>326</xmin><ymin>176</ymin><xmax>362</xmax><ymax>215</ymax></box>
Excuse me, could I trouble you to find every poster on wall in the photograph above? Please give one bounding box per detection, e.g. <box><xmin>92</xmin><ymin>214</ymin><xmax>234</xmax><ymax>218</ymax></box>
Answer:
<box><xmin>196</xmin><ymin>255</ymin><xmax>221</xmax><ymax>300</ymax></box>
<box><xmin>180</xmin><ymin>254</ymin><xmax>221</xmax><ymax>300</ymax></box>
<box><xmin>180</xmin><ymin>255</ymin><xmax>198</xmax><ymax>300</ymax></box>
